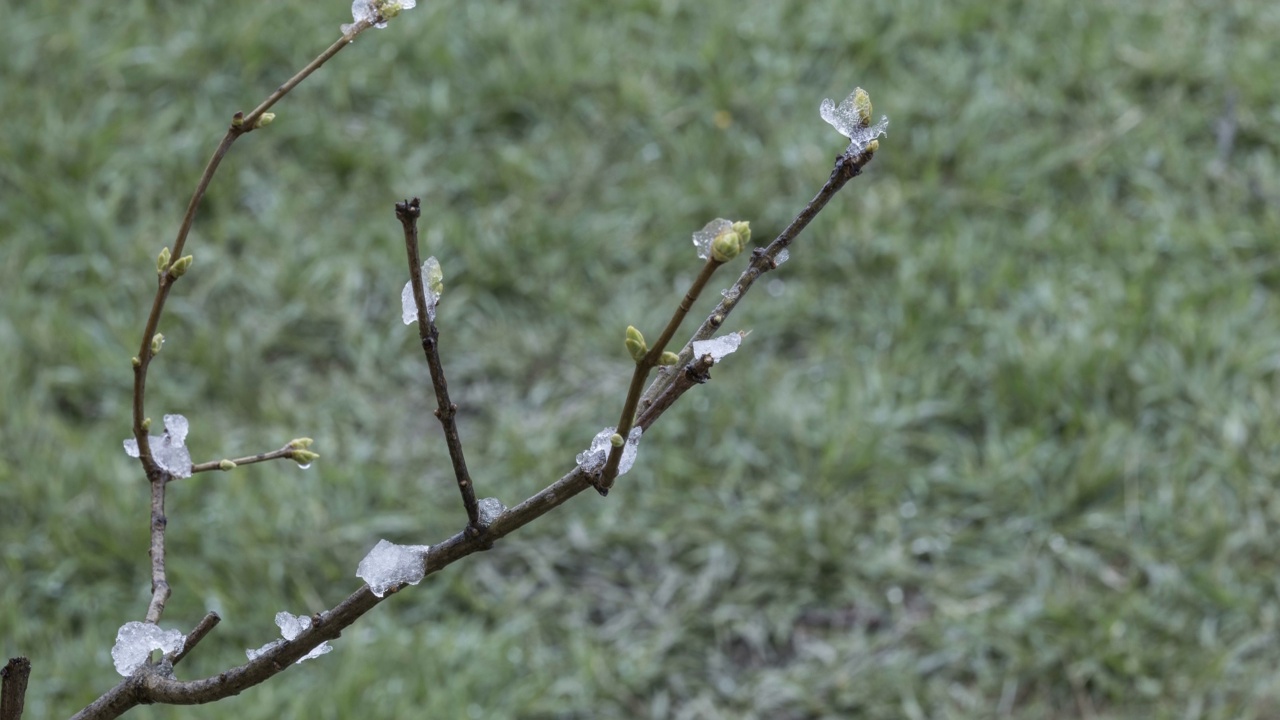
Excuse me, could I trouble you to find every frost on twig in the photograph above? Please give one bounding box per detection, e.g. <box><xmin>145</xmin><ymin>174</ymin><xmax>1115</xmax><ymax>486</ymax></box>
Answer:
<box><xmin>245</xmin><ymin>612</ymin><xmax>332</xmax><ymax>664</ymax></box>
<box><xmin>123</xmin><ymin>414</ymin><xmax>194</xmax><ymax>478</ymax></box>
<box><xmin>401</xmin><ymin>256</ymin><xmax>444</xmax><ymax>324</ymax></box>
<box><xmin>342</xmin><ymin>0</ymin><xmax>417</xmax><ymax>35</ymax></box>
<box><xmin>476</xmin><ymin>497</ymin><xmax>506</xmax><ymax>528</ymax></box>
<box><xmin>110</xmin><ymin>622</ymin><xmax>186</xmax><ymax>676</ymax></box>
<box><xmin>576</xmin><ymin>426</ymin><xmax>642</xmax><ymax>475</ymax></box>
<box><xmin>820</xmin><ymin>87</ymin><xmax>889</xmax><ymax>156</ymax></box>
<box><xmin>691</xmin><ymin>331</ymin><xmax>745</xmax><ymax>364</ymax></box>
<box><xmin>356</xmin><ymin>539</ymin><xmax>431</xmax><ymax>597</ymax></box>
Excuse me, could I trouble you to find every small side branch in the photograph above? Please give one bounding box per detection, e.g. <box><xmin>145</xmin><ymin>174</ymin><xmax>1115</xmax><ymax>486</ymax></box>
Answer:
<box><xmin>170</xmin><ymin>613</ymin><xmax>221</xmax><ymax>667</ymax></box>
<box><xmin>144</xmin><ymin>478</ymin><xmax>171</xmax><ymax>624</ymax></box>
<box><xmin>396</xmin><ymin>199</ymin><xmax>480</xmax><ymax>530</ymax></box>
<box><xmin>188</xmin><ymin>443</ymin><xmax>312</xmax><ymax>476</ymax></box>
<box><xmin>596</xmin><ymin>257</ymin><xmax>723</xmax><ymax>494</ymax></box>
<box><xmin>1</xmin><ymin>657</ymin><xmax>31</xmax><ymax>720</ymax></box>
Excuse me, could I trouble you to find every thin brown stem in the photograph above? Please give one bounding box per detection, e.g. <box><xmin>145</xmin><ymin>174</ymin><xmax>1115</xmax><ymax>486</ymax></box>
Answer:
<box><xmin>169</xmin><ymin>613</ymin><xmax>221</xmax><ymax>667</ymax></box>
<box><xmin>396</xmin><ymin>199</ymin><xmax>481</xmax><ymax>530</ymax></box>
<box><xmin>1</xmin><ymin>657</ymin><xmax>31</xmax><ymax>720</ymax></box>
<box><xmin>144</xmin><ymin>478</ymin><xmax>170</xmax><ymax>625</ymax></box>
<box><xmin>595</xmin><ymin>257</ymin><xmax>722</xmax><ymax>494</ymax></box>
<box><xmin>188</xmin><ymin>446</ymin><xmax>303</xmax><ymax>475</ymax></box>
<box><xmin>639</xmin><ymin>148</ymin><xmax>876</xmax><ymax>410</ymax></box>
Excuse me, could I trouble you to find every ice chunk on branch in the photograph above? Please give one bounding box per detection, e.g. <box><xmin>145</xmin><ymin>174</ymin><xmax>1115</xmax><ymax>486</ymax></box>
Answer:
<box><xmin>692</xmin><ymin>218</ymin><xmax>733</xmax><ymax>261</ymax></box>
<box><xmin>575</xmin><ymin>426</ymin><xmax>643</xmax><ymax>475</ymax></box>
<box><xmin>356</xmin><ymin>539</ymin><xmax>431</xmax><ymax>597</ymax></box>
<box><xmin>477</xmin><ymin>497</ymin><xmax>506</xmax><ymax>528</ymax></box>
<box><xmin>343</xmin><ymin>0</ymin><xmax>417</xmax><ymax>34</ymax></box>
<box><xmin>401</xmin><ymin>256</ymin><xmax>444</xmax><ymax>324</ymax></box>
<box><xmin>820</xmin><ymin>87</ymin><xmax>889</xmax><ymax>155</ymax></box>
<box><xmin>691</xmin><ymin>332</ymin><xmax>744</xmax><ymax>364</ymax></box>
<box><xmin>245</xmin><ymin>612</ymin><xmax>332</xmax><ymax>664</ymax></box>
<box><xmin>111</xmin><ymin>621</ymin><xmax>186</xmax><ymax>676</ymax></box>
<box><xmin>122</xmin><ymin>414</ymin><xmax>194</xmax><ymax>478</ymax></box>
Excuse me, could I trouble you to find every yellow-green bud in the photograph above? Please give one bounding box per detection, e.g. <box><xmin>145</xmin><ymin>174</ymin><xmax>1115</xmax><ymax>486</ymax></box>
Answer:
<box><xmin>254</xmin><ymin>113</ymin><xmax>276</xmax><ymax>129</ymax></box>
<box><xmin>379</xmin><ymin>0</ymin><xmax>403</xmax><ymax>19</ymax></box>
<box><xmin>853</xmin><ymin>88</ymin><xmax>872</xmax><ymax>127</ymax></box>
<box><xmin>292</xmin><ymin>449</ymin><xmax>320</xmax><ymax>465</ymax></box>
<box><xmin>156</xmin><ymin>247</ymin><xmax>171</xmax><ymax>275</ymax></box>
<box><xmin>426</xmin><ymin>260</ymin><xmax>444</xmax><ymax>298</ymax></box>
<box><xmin>131</xmin><ymin>356</ymin><xmax>141</xmax><ymax>368</ymax></box>
<box><xmin>288</xmin><ymin>437</ymin><xmax>314</xmax><ymax>450</ymax></box>
<box><xmin>141</xmin><ymin>417</ymin><xmax>152</xmax><ymax>432</ymax></box>
<box><xmin>658</xmin><ymin>351</ymin><xmax>679</xmax><ymax>366</ymax></box>
<box><xmin>866</xmin><ymin>139</ymin><xmax>880</xmax><ymax>154</ymax></box>
<box><xmin>731</xmin><ymin>221</ymin><xmax>751</xmax><ymax>246</ymax></box>
<box><xmin>151</xmin><ymin>333</ymin><xmax>164</xmax><ymax>355</ymax></box>
<box><xmin>625</xmin><ymin>325</ymin><xmax>647</xmax><ymax>362</ymax></box>
<box><xmin>219</xmin><ymin>459</ymin><xmax>237</xmax><ymax>471</ymax></box>
<box><xmin>711</xmin><ymin>229</ymin><xmax>743</xmax><ymax>262</ymax></box>
<box><xmin>170</xmin><ymin>255</ymin><xmax>193</xmax><ymax>278</ymax></box>
<box><xmin>609</xmin><ymin>433</ymin><xmax>625</xmax><ymax>448</ymax></box>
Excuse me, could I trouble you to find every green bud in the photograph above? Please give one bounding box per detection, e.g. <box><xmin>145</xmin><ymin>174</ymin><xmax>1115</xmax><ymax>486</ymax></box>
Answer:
<box><xmin>151</xmin><ymin>333</ymin><xmax>164</xmax><ymax>355</ymax></box>
<box><xmin>853</xmin><ymin>88</ymin><xmax>872</xmax><ymax>127</ymax></box>
<box><xmin>609</xmin><ymin>433</ymin><xmax>624</xmax><ymax>448</ymax></box>
<box><xmin>380</xmin><ymin>0</ymin><xmax>403</xmax><ymax>19</ymax></box>
<box><xmin>288</xmin><ymin>437</ymin><xmax>314</xmax><ymax>449</ymax></box>
<box><xmin>731</xmin><ymin>221</ymin><xmax>751</xmax><ymax>246</ymax></box>
<box><xmin>711</xmin><ymin>229</ymin><xmax>743</xmax><ymax>262</ymax></box>
<box><xmin>866</xmin><ymin>139</ymin><xmax>880</xmax><ymax>154</ymax></box>
<box><xmin>156</xmin><ymin>247</ymin><xmax>171</xmax><ymax>276</ymax></box>
<box><xmin>131</xmin><ymin>356</ymin><xmax>141</xmax><ymax>368</ymax></box>
<box><xmin>292</xmin><ymin>449</ymin><xmax>320</xmax><ymax>465</ymax></box>
<box><xmin>170</xmin><ymin>255</ymin><xmax>193</xmax><ymax>278</ymax></box>
<box><xmin>254</xmin><ymin>112</ymin><xmax>276</xmax><ymax>129</ymax></box>
<box><xmin>625</xmin><ymin>325</ymin><xmax>647</xmax><ymax>362</ymax></box>
<box><xmin>231</xmin><ymin>112</ymin><xmax>245</xmax><ymax>128</ymax></box>
<box><xmin>141</xmin><ymin>417</ymin><xmax>152</xmax><ymax>432</ymax></box>
<box><xmin>659</xmin><ymin>351</ymin><xmax>679</xmax><ymax>366</ymax></box>
<box><xmin>219</xmin><ymin>459</ymin><xmax>237</xmax><ymax>471</ymax></box>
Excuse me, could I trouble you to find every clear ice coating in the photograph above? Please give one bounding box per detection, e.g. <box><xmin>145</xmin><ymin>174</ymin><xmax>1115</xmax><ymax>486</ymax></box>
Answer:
<box><xmin>245</xmin><ymin>612</ymin><xmax>331</xmax><ymax>664</ymax></box>
<box><xmin>691</xmin><ymin>332</ymin><xmax>743</xmax><ymax>364</ymax></box>
<box><xmin>111</xmin><ymin>621</ymin><xmax>186</xmax><ymax>676</ymax></box>
<box><xmin>692</xmin><ymin>218</ymin><xmax>733</xmax><ymax>261</ymax></box>
<box><xmin>819</xmin><ymin>89</ymin><xmax>889</xmax><ymax>155</ymax></box>
<box><xmin>775</xmin><ymin>249</ymin><xmax>791</xmax><ymax>266</ymax></box>
<box><xmin>476</xmin><ymin>497</ymin><xmax>506</xmax><ymax>527</ymax></box>
<box><xmin>401</xmin><ymin>256</ymin><xmax>443</xmax><ymax>325</ymax></box>
<box><xmin>122</xmin><ymin>414</ymin><xmax>193</xmax><ymax>479</ymax></box>
<box><xmin>356</xmin><ymin>539</ymin><xmax>431</xmax><ymax>597</ymax></box>
<box><xmin>575</xmin><ymin>426</ymin><xmax>643</xmax><ymax>475</ymax></box>
<box><xmin>343</xmin><ymin>0</ymin><xmax>417</xmax><ymax>34</ymax></box>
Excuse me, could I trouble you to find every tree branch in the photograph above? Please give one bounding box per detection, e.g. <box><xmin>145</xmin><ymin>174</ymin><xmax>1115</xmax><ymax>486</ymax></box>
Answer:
<box><xmin>187</xmin><ymin>444</ymin><xmax>310</xmax><ymax>476</ymax></box>
<box><xmin>143</xmin><ymin>477</ymin><xmax>170</xmax><ymax>625</ymax></box>
<box><xmin>396</xmin><ymin>199</ymin><xmax>481</xmax><ymax>530</ymax></box>
<box><xmin>1</xmin><ymin>657</ymin><xmax>31</xmax><ymax>720</ymax></box>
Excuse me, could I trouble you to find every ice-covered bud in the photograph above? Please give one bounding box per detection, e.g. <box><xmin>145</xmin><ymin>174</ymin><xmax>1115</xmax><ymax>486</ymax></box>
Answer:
<box><xmin>253</xmin><ymin>113</ymin><xmax>276</xmax><ymax>129</ymax></box>
<box><xmin>711</xmin><ymin>228</ymin><xmax>744</xmax><ymax>262</ymax></box>
<box><xmin>357</xmin><ymin>539</ymin><xmax>430</xmax><ymax>597</ymax></box>
<box><xmin>576</xmin><ymin>426</ymin><xmax>643</xmax><ymax>475</ymax></box>
<box><xmin>169</xmin><ymin>254</ymin><xmax>193</xmax><ymax>278</ymax></box>
<box><xmin>658</xmin><ymin>351</ymin><xmax>679</xmax><ymax>366</ymax></box>
<box><xmin>401</xmin><ymin>256</ymin><xmax>444</xmax><ymax>325</ymax></box>
<box><xmin>820</xmin><ymin>87</ymin><xmax>890</xmax><ymax>156</ymax></box>
<box><xmin>124</xmin><ymin>414</ymin><xmax>193</xmax><ymax>477</ymax></box>
<box><xmin>691</xmin><ymin>331</ymin><xmax>744</xmax><ymax>364</ymax></box>
<box><xmin>111</xmin><ymin>621</ymin><xmax>186</xmax><ymax>677</ymax></box>
<box><xmin>345</xmin><ymin>0</ymin><xmax>417</xmax><ymax>34</ymax></box>
<box><xmin>625</xmin><ymin>325</ymin><xmax>647</xmax><ymax>362</ymax></box>
<box><xmin>246</xmin><ymin>612</ymin><xmax>332</xmax><ymax>664</ymax></box>
<box><xmin>156</xmin><ymin>247</ymin><xmax>171</xmax><ymax>276</ymax></box>
<box><xmin>476</xmin><ymin>497</ymin><xmax>506</xmax><ymax>527</ymax></box>
<box><xmin>219</xmin><ymin>459</ymin><xmax>236</xmax><ymax>471</ymax></box>
<box><xmin>131</xmin><ymin>356</ymin><xmax>141</xmax><ymax>368</ymax></box>
<box><xmin>692</xmin><ymin>218</ymin><xmax>732</xmax><ymax>261</ymax></box>
<box><xmin>731</xmin><ymin>221</ymin><xmax>751</xmax><ymax>246</ymax></box>
<box><xmin>151</xmin><ymin>333</ymin><xmax>164</xmax><ymax>355</ymax></box>
<box><xmin>288</xmin><ymin>437</ymin><xmax>314</xmax><ymax>450</ymax></box>
<box><xmin>866</xmin><ymin>139</ymin><xmax>880</xmax><ymax>154</ymax></box>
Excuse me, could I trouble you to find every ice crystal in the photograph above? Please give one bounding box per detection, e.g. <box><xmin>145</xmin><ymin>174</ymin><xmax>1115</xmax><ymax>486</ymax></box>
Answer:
<box><xmin>775</xmin><ymin>249</ymin><xmax>791</xmax><ymax>266</ymax></box>
<box><xmin>691</xmin><ymin>332</ymin><xmax>743</xmax><ymax>363</ymax></box>
<box><xmin>477</xmin><ymin>497</ymin><xmax>506</xmax><ymax>527</ymax></box>
<box><xmin>575</xmin><ymin>426</ymin><xmax>643</xmax><ymax>475</ymax></box>
<box><xmin>401</xmin><ymin>256</ymin><xmax>443</xmax><ymax>324</ymax></box>
<box><xmin>343</xmin><ymin>0</ymin><xmax>417</xmax><ymax>34</ymax></box>
<box><xmin>245</xmin><ymin>612</ymin><xmax>332</xmax><ymax>664</ymax></box>
<box><xmin>692</xmin><ymin>218</ymin><xmax>733</xmax><ymax>261</ymax></box>
<box><xmin>820</xmin><ymin>88</ymin><xmax>889</xmax><ymax>155</ymax></box>
<box><xmin>122</xmin><ymin>414</ymin><xmax>193</xmax><ymax>479</ymax></box>
<box><xmin>111</xmin><ymin>621</ymin><xmax>186</xmax><ymax>676</ymax></box>
<box><xmin>356</xmin><ymin>539</ymin><xmax>430</xmax><ymax>597</ymax></box>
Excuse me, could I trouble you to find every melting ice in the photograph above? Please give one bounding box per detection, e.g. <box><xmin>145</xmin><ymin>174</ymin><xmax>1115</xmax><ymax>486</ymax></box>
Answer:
<box><xmin>111</xmin><ymin>621</ymin><xmax>186</xmax><ymax>676</ymax></box>
<box><xmin>245</xmin><ymin>612</ymin><xmax>332</xmax><ymax>664</ymax></box>
<box><xmin>691</xmin><ymin>332</ymin><xmax>743</xmax><ymax>364</ymax></box>
<box><xmin>692</xmin><ymin>218</ymin><xmax>733</xmax><ymax>261</ymax></box>
<box><xmin>575</xmin><ymin>426</ymin><xmax>643</xmax><ymax>476</ymax></box>
<box><xmin>122</xmin><ymin>414</ymin><xmax>194</xmax><ymax>479</ymax></box>
<box><xmin>356</xmin><ymin>539</ymin><xmax>431</xmax><ymax>597</ymax></box>
<box><xmin>401</xmin><ymin>256</ymin><xmax>443</xmax><ymax>324</ymax></box>
<box><xmin>477</xmin><ymin>497</ymin><xmax>506</xmax><ymax>528</ymax></box>
<box><xmin>819</xmin><ymin>89</ymin><xmax>889</xmax><ymax>156</ymax></box>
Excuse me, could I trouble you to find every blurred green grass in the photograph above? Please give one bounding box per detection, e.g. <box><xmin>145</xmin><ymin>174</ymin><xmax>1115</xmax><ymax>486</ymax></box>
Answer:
<box><xmin>2</xmin><ymin>0</ymin><xmax>1279</xmax><ymax>717</ymax></box>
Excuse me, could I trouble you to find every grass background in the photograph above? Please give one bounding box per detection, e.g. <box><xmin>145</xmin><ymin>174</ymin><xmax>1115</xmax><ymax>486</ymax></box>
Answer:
<box><xmin>2</xmin><ymin>0</ymin><xmax>1279</xmax><ymax>717</ymax></box>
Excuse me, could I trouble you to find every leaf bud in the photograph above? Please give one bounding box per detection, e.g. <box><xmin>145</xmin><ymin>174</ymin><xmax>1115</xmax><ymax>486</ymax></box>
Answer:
<box><xmin>170</xmin><ymin>255</ymin><xmax>194</xmax><ymax>278</ymax></box>
<box><xmin>609</xmin><ymin>433</ymin><xmax>625</xmax><ymax>448</ymax></box>
<box><xmin>711</xmin><ymin>229</ymin><xmax>743</xmax><ymax>262</ymax></box>
<box><xmin>151</xmin><ymin>333</ymin><xmax>165</xmax><ymax>355</ymax></box>
<box><xmin>219</xmin><ymin>459</ymin><xmax>237</xmax><ymax>471</ymax></box>
<box><xmin>625</xmin><ymin>325</ymin><xmax>648</xmax><ymax>362</ymax></box>
<box><xmin>254</xmin><ymin>112</ymin><xmax>276</xmax><ymax>129</ymax></box>
<box><xmin>156</xmin><ymin>247</ymin><xmax>171</xmax><ymax>276</ymax></box>
<box><xmin>288</xmin><ymin>437</ymin><xmax>315</xmax><ymax>450</ymax></box>
<box><xmin>853</xmin><ymin>87</ymin><xmax>872</xmax><ymax>127</ymax></box>
<box><xmin>658</xmin><ymin>351</ymin><xmax>680</xmax><ymax>366</ymax></box>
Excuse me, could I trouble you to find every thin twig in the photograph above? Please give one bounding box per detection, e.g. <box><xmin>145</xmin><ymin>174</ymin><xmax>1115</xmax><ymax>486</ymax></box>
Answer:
<box><xmin>144</xmin><ymin>478</ymin><xmax>170</xmax><ymax>625</ymax></box>
<box><xmin>169</xmin><ymin>613</ymin><xmax>221</xmax><ymax>667</ymax></box>
<box><xmin>188</xmin><ymin>446</ymin><xmax>303</xmax><ymax>475</ymax></box>
<box><xmin>1</xmin><ymin>657</ymin><xmax>31</xmax><ymax>720</ymax></box>
<box><xmin>595</xmin><ymin>258</ymin><xmax>723</xmax><ymax>494</ymax></box>
<box><xmin>639</xmin><ymin>148</ymin><xmax>876</xmax><ymax>411</ymax></box>
<box><xmin>396</xmin><ymin>199</ymin><xmax>481</xmax><ymax>530</ymax></box>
